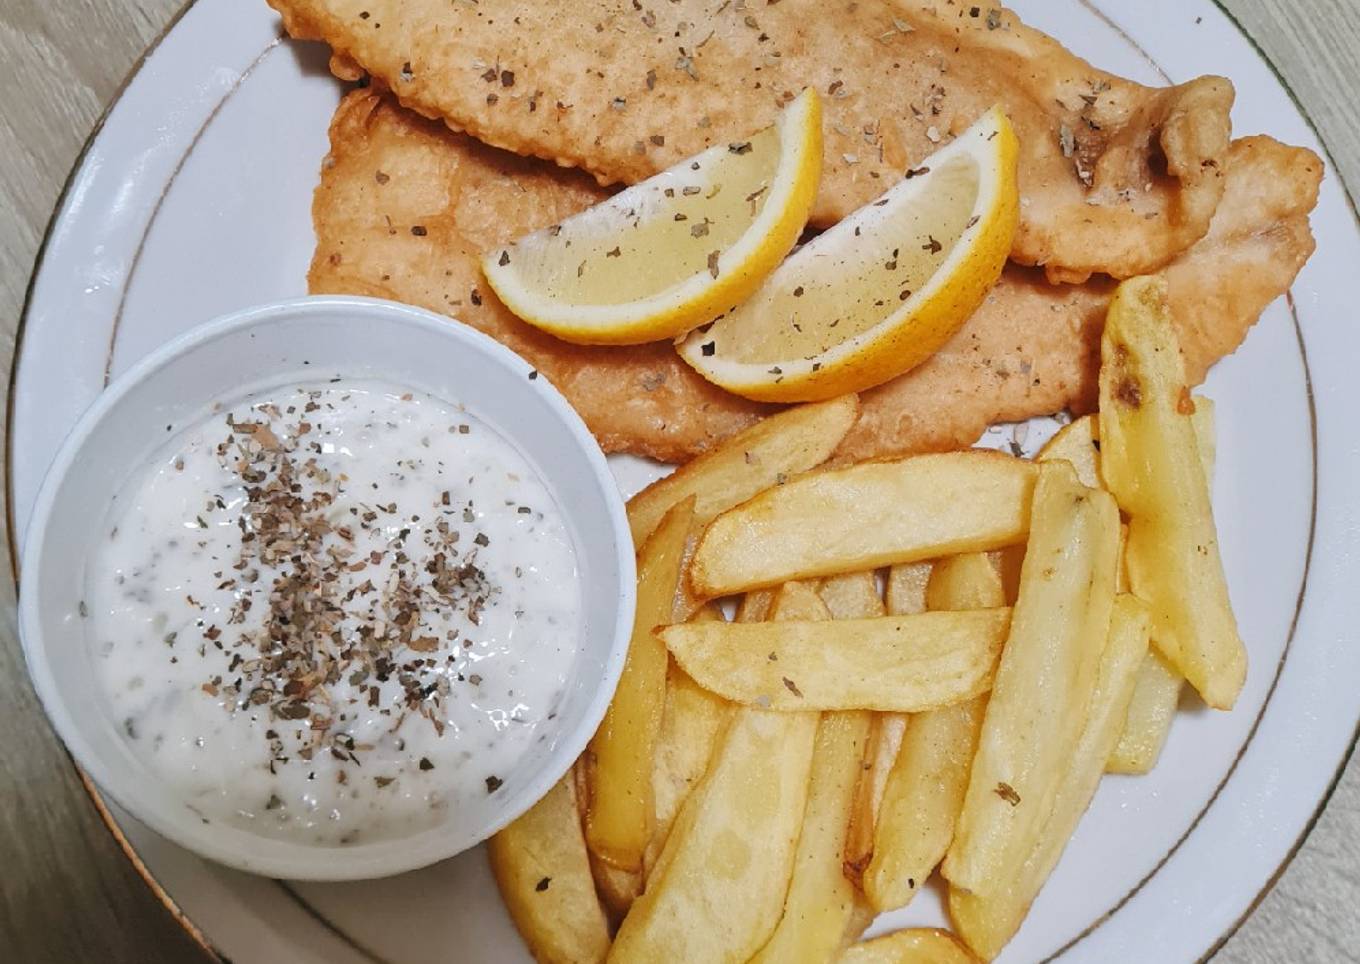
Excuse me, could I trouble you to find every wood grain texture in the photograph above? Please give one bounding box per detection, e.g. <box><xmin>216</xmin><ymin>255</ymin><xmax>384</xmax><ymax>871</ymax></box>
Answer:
<box><xmin>0</xmin><ymin>5</ymin><xmax>214</xmax><ymax>958</ymax></box>
<box><xmin>0</xmin><ymin>1</ymin><xmax>1355</xmax><ymax>961</ymax></box>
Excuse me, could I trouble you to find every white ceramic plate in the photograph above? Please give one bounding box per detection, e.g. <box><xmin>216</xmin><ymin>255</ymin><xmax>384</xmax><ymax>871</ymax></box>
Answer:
<box><xmin>12</xmin><ymin>1</ymin><xmax>1360</xmax><ymax>961</ymax></box>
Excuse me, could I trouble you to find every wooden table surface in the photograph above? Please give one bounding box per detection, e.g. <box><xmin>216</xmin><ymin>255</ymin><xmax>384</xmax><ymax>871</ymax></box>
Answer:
<box><xmin>2</xmin><ymin>2</ymin><xmax>1357</xmax><ymax>961</ymax></box>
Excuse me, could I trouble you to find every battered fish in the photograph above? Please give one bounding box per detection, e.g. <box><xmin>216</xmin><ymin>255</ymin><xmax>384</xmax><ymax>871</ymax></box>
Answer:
<box><xmin>838</xmin><ymin>134</ymin><xmax>1320</xmax><ymax>461</ymax></box>
<box><xmin>309</xmin><ymin>91</ymin><xmax>1320</xmax><ymax>464</ymax></box>
<box><xmin>310</xmin><ymin>90</ymin><xmax>768</xmax><ymax>464</ymax></box>
<box><xmin>274</xmin><ymin>0</ymin><xmax>1234</xmax><ymax>283</ymax></box>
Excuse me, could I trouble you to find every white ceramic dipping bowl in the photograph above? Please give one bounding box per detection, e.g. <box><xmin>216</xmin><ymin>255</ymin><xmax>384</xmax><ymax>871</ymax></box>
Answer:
<box><xmin>18</xmin><ymin>296</ymin><xmax>635</xmax><ymax>880</ymax></box>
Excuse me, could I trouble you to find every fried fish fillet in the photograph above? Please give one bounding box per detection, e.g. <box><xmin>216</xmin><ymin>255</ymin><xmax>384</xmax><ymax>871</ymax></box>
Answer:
<box><xmin>274</xmin><ymin>0</ymin><xmax>1234</xmax><ymax>283</ymax></box>
<box><xmin>309</xmin><ymin>91</ymin><xmax>1320</xmax><ymax>464</ymax></box>
<box><xmin>310</xmin><ymin>89</ymin><xmax>768</xmax><ymax>464</ymax></box>
<box><xmin>837</xmin><ymin>135</ymin><xmax>1321</xmax><ymax>461</ymax></box>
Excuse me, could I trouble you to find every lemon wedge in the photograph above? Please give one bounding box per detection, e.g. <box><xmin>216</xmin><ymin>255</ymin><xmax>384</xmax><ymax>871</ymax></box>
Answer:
<box><xmin>678</xmin><ymin>107</ymin><xmax>1019</xmax><ymax>402</ymax></box>
<box><xmin>481</xmin><ymin>90</ymin><xmax>822</xmax><ymax>346</ymax></box>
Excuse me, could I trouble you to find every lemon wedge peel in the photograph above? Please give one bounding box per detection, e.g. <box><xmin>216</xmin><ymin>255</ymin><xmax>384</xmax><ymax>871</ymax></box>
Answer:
<box><xmin>678</xmin><ymin>106</ymin><xmax>1019</xmax><ymax>403</ymax></box>
<box><xmin>480</xmin><ymin>89</ymin><xmax>823</xmax><ymax>346</ymax></box>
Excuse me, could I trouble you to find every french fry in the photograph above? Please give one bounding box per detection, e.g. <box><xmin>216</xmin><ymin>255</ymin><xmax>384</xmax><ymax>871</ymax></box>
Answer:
<box><xmin>844</xmin><ymin>714</ymin><xmax>908</xmax><ymax>884</ymax></box>
<box><xmin>1106</xmin><ymin>648</ymin><xmax>1182</xmax><ymax>774</ymax></box>
<box><xmin>744</xmin><ymin>571</ymin><xmax>883</xmax><ymax>960</ymax></box>
<box><xmin>1037</xmin><ymin>400</ymin><xmax>1217</xmax><ymax>769</ymax></box>
<box><xmin>1109</xmin><ymin>397</ymin><xmax>1214</xmax><ymax>771</ymax></box>
<box><xmin>690</xmin><ymin>452</ymin><xmax>1037</xmax><ymax>597</ymax></box>
<box><xmin>738</xmin><ymin>588</ymin><xmax>776</xmax><ymax>624</ymax></box>
<box><xmin>672</xmin><ymin>521</ymin><xmax>708</xmax><ymax>623</ymax></box>
<box><xmin>643</xmin><ymin>605</ymin><xmax>732</xmax><ymax>877</ymax></box>
<box><xmin>865</xmin><ymin>553</ymin><xmax>1001</xmax><ymax>912</ymax></box>
<box><xmin>588</xmin><ymin>851</ymin><xmax>641</xmax><ymax>926</ymax></box>
<box><xmin>839</xmin><ymin>928</ymin><xmax>980</xmax><ymax>964</ymax></box>
<box><xmin>1035</xmin><ymin>415</ymin><xmax>1100</xmax><ymax>488</ymax></box>
<box><xmin>1191</xmin><ymin>396</ymin><xmax>1217</xmax><ymax>479</ymax></box>
<box><xmin>627</xmin><ymin>395</ymin><xmax>860</xmax><ymax>545</ymax></box>
<box><xmin>751</xmin><ymin>709</ymin><xmax>874</xmax><ymax>962</ymax></box>
<box><xmin>992</xmin><ymin>547</ymin><xmax>1025</xmax><ymax>606</ymax></box>
<box><xmin>586</xmin><ymin>497</ymin><xmax>694</xmax><ymax>871</ymax></box>
<box><xmin>925</xmin><ymin>552</ymin><xmax>1006</xmax><ymax>614</ymax></box>
<box><xmin>1099</xmin><ymin>275</ymin><xmax>1244</xmax><ymax>709</ymax></box>
<box><xmin>610</xmin><ymin>583</ymin><xmax>822</xmax><ymax>963</ymax></box>
<box><xmin>886</xmin><ymin>561</ymin><xmax>932</xmax><ymax>614</ymax></box>
<box><xmin>818</xmin><ymin>570</ymin><xmax>902</xmax><ymax>885</ymax></box>
<box><xmin>950</xmin><ymin>596</ymin><xmax>1150</xmax><ymax>959</ymax></box>
<box><xmin>488</xmin><ymin>775</ymin><xmax>611</xmax><ymax>964</ymax></box>
<box><xmin>1037</xmin><ymin>399</ymin><xmax>1214</xmax><ymax>492</ymax></box>
<box><xmin>660</xmin><ymin>609</ymin><xmax>1010</xmax><ymax>712</ymax></box>
<box><xmin>943</xmin><ymin>462</ymin><xmax>1118</xmax><ymax>895</ymax></box>
<box><xmin>818</xmin><ymin>570</ymin><xmax>887</xmax><ymax>622</ymax></box>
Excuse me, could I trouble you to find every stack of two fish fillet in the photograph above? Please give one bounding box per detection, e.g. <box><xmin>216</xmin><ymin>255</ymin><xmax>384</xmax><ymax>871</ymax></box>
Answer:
<box><xmin>269</xmin><ymin>0</ymin><xmax>1322</xmax><ymax>464</ymax></box>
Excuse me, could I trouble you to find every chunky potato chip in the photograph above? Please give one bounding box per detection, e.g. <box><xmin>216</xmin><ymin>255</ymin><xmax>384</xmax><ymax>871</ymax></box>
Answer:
<box><xmin>643</xmin><ymin>607</ymin><xmax>732</xmax><ymax>876</ymax></box>
<box><xmin>950</xmin><ymin>596</ymin><xmax>1149</xmax><ymax>959</ymax></box>
<box><xmin>660</xmin><ymin>609</ymin><xmax>1010</xmax><ymax>712</ymax></box>
<box><xmin>610</xmin><ymin>583</ymin><xmax>823</xmax><ymax>962</ymax></box>
<box><xmin>752</xmin><ymin>709</ymin><xmax>874</xmax><ymax>962</ymax></box>
<box><xmin>944</xmin><ymin>462</ymin><xmax>1119</xmax><ymax>895</ymax></box>
<box><xmin>1099</xmin><ymin>276</ymin><xmax>1244</xmax><ymax>709</ymax></box>
<box><xmin>627</xmin><ymin>396</ymin><xmax>859</xmax><ymax>544</ymax></box>
<box><xmin>586</xmin><ymin>498</ymin><xmax>694</xmax><ymax>870</ymax></box>
<box><xmin>866</xmin><ymin>553</ymin><xmax>1002</xmax><ymax>912</ymax></box>
<box><xmin>690</xmin><ymin>452</ymin><xmax>1036</xmax><ymax>597</ymax></box>
<box><xmin>488</xmin><ymin>776</ymin><xmax>610</xmax><ymax>964</ymax></box>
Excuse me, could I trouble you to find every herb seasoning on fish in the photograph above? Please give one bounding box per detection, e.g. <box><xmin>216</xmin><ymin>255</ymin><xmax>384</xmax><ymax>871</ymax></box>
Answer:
<box><xmin>85</xmin><ymin>381</ymin><xmax>582</xmax><ymax>845</ymax></box>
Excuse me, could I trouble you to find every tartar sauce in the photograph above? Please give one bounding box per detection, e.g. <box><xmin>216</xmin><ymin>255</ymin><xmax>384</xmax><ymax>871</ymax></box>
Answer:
<box><xmin>84</xmin><ymin>380</ymin><xmax>581</xmax><ymax>846</ymax></box>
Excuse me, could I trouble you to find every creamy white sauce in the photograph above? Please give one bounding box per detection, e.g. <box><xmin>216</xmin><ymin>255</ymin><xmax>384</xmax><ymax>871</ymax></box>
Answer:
<box><xmin>84</xmin><ymin>381</ymin><xmax>581</xmax><ymax>846</ymax></box>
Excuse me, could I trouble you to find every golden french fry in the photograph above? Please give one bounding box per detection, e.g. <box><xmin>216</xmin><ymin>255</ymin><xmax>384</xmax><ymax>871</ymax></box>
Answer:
<box><xmin>610</xmin><ymin>584</ymin><xmax>822</xmax><ymax>963</ymax></box>
<box><xmin>1191</xmin><ymin>396</ymin><xmax>1217</xmax><ymax>480</ymax></box>
<box><xmin>886</xmin><ymin>562</ymin><xmax>933</xmax><ymax>616</ymax></box>
<box><xmin>586</xmin><ymin>497</ymin><xmax>695</xmax><ymax>870</ymax></box>
<box><xmin>1038</xmin><ymin>400</ymin><xmax>1217</xmax><ymax>766</ymax></box>
<box><xmin>746</xmin><ymin>572</ymin><xmax>883</xmax><ymax>956</ymax></box>
<box><xmin>751</xmin><ymin>709</ymin><xmax>874</xmax><ymax>963</ymax></box>
<box><xmin>992</xmin><ymin>547</ymin><xmax>1024</xmax><ymax>606</ymax></box>
<box><xmin>488</xmin><ymin>776</ymin><xmax>611</xmax><ymax>964</ymax></box>
<box><xmin>818</xmin><ymin>570</ymin><xmax>887</xmax><ymax>621</ymax></box>
<box><xmin>817</xmin><ymin>570</ymin><xmax>896</xmax><ymax>887</ymax></box>
<box><xmin>672</xmin><ymin>520</ymin><xmax>708</xmax><ymax>623</ymax></box>
<box><xmin>1099</xmin><ymin>275</ymin><xmax>1244</xmax><ymax>709</ymax></box>
<box><xmin>1110</xmin><ymin>396</ymin><xmax>1212</xmax><ymax>770</ymax></box>
<box><xmin>951</xmin><ymin>596</ymin><xmax>1150</xmax><ymax>959</ymax></box>
<box><xmin>839</xmin><ymin>928</ymin><xmax>980</xmax><ymax>964</ymax></box>
<box><xmin>1035</xmin><ymin>415</ymin><xmax>1101</xmax><ymax>488</ymax></box>
<box><xmin>925</xmin><ymin>552</ymin><xmax>1006</xmax><ymax>614</ymax></box>
<box><xmin>843</xmin><ymin>561</ymin><xmax>931</xmax><ymax>883</ymax></box>
<box><xmin>627</xmin><ymin>395</ymin><xmax>860</xmax><ymax>545</ymax></box>
<box><xmin>588</xmin><ymin>851</ymin><xmax>641</xmax><ymax>926</ymax></box>
<box><xmin>690</xmin><ymin>452</ymin><xmax>1037</xmax><ymax>597</ymax></box>
<box><xmin>943</xmin><ymin>462</ymin><xmax>1119</xmax><ymax>895</ymax></box>
<box><xmin>660</xmin><ymin>608</ymin><xmax>1010</xmax><ymax>712</ymax></box>
<box><xmin>738</xmin><ymin>588</ymin><xmax>776</xmax><ymax>624</ymax></box>
<box><xmin>644</xmin><ymin>608</ymin><xmax>732</xmax><ymax>877</ymax></box>
<box><xmin>844</xmin><ymin>714</ymin><xmax>908</xmax><ymax>885</ymax></box>
<box><xmin>1107</xmin><ymin>642</ymin><xmax>1183</xmax><ymax>774</ymax></box>
<box><xmin>1037</xmin><ymin>399</ymin><xmax>1214</xmax><ymax>493</ymax></box>
<box><xmin>865</xmin><ymin>553</ymin><xmax>1002</xmax><ymax>912</ymax></box>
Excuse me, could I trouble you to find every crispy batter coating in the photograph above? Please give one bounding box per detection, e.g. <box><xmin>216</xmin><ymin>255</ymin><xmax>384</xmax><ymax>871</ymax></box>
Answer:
<box><xmin>838</xmin><ymin>137</ymin><xmax>1321</xmax><ymax>461</ymax></box>
<box><xmin>309</xmin><ymin>92</ymin><xmax>1319</xmax><ymax>464</ymax></box>
<box><xmin>309</xmin><ymin>90</ymin><xmax>769</xmax><ymax>464</ymax></box>
<box><xmin>273</xmin><ymin>0</ymin><xmax>1234</xmax><ymax>282</ymax></box>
